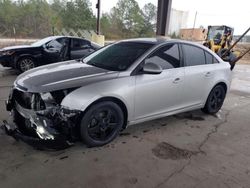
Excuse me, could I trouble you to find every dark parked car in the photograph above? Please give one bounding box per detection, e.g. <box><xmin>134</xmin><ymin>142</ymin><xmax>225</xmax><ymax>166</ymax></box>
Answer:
<box><xmin>0</xmin><ymin>36</ymin><xmax>101</xmax><ymax>72</ymax></box>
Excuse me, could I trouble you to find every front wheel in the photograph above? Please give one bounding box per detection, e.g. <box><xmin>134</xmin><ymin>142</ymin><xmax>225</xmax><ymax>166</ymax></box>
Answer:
<box><xmin>17</xmin><ymin>57</ymin><xmax>36</xmax><ymax>72</ymax></box>
<box><xmin>80</xmin><ymin>101</ymin><xmax>124</xmax><ymax>147</ymax></box>
<box><xmin>202</xmin><ymin>85</ymin><xmax>226</xmax><ymax>114</ymax></box>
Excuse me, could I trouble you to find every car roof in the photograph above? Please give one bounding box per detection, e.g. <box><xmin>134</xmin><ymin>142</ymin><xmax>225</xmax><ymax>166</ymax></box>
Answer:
<box><xmin>51</xmin><ymin>35</ymin><xmax>88</xmax><ymax>40</ymax></box>
<box><xmin>119</xmin><ymin>38</ymin><xmax>208</xmax><ymax>50</ymax></box>
<box><xmin>123</xmin><ymin>38</ymin><xmax>224</xmax><ymax>72</ymax></box>
<box><xmin>120</xmin><ymin>38</ymin><xmax>168</xmax><ymax>45</ymax></box>
<box><xmin>120</xmin><ymin>38</ymin><xmax>223</xmax><ymax>64</ymax></box>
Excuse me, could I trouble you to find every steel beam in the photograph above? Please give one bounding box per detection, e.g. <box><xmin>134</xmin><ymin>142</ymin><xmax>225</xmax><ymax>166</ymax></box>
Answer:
<box><xmin>156</xmin><ymin>0</ymin><xmax>172</xmax><ymax>36</ymax></box>
<box><xmin>96</xmin><ymin>0</ymin><xmax>101</xmax><ymax>35</ymax></box>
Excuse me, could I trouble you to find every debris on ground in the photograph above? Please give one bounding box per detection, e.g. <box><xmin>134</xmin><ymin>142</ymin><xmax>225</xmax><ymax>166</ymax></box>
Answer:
<box><xmin>59</xmin><ymin>156</ymin><xmax>68</xmax><ymax>160</ymax></box>
<box><xmin>235</xmin><ymin>43</ymin><xmax>250</xmax><ymax>61</ymax></box>
<box><xmin>152</xmin><ymin>142</ymin><xmax>197</xmax><ymax>160</ymax></box>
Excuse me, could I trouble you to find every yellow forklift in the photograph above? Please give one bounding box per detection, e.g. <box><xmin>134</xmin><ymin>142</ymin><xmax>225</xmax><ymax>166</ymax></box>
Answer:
<box><xmin>203</xmin><ymin>25</ymin><xmax>233</xmax><ymax>53</ymax></box>
<box><xmin>203</xmin><ymin>25</ymin><xmax>250</xmax><ymax>70</ymax></box>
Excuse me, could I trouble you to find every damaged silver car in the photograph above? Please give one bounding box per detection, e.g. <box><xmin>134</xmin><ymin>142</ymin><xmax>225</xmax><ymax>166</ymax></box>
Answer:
<box><xmin>3</xmin><ymin>38</ymin><xmax>232</xmax><ymax>148</ymax></box>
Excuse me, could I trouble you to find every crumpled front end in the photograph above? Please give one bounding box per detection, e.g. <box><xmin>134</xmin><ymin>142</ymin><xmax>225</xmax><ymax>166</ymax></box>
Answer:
<box><xmin>2</xmin><ymin>87</ymin><xmax>81</xmax><ymax>150</ymax></box>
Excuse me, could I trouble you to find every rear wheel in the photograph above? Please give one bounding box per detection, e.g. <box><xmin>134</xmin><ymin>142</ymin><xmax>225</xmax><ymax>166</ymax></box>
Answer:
<box><xmin>202</xmin><ymin>85</ymin><xmax>226</xmax><ymax>114</ymax></box>
<box><xmin>80</xmin><ymin>101</ymin><xmax>124</xmax><ymax>147</ymax></box>
<box><xmin>17</xmin><ymin>57</ymin><xmax>36</xmax><ymax>72</ymax></box>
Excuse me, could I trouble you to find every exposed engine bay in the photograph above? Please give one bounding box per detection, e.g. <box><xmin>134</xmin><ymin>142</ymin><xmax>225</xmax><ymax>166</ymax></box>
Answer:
<box><xmin>4</xmin><ymin>87</ymin><xmax>81</xmax><ymax>149</ymax></box>
<box><xmin>1</xmin><ymin>60</ymin><xmax>120</xmax><ymax>149</ymax></box>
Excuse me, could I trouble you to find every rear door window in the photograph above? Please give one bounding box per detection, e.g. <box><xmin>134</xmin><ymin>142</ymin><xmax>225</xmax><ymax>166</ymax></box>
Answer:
<box><xmin>205</xmin><ymin>51</ymin><xmax>213</xmax><ymax>64</ymax></box>
<box><xmin>205</xmin><ymin>51</ymin><xmax>220</xmax><ymax>64</ymax></box>
<box><xmin>213</xmin><ymin>57</ymin><xmax>220</xmax><ymax>63</ymax></box>
<box><xmin>182</xmin><ymin>44</ymin><xmax>206</xmax><ymax>66</ymax></box>
<box><xmin>71</xmin><ymin>39</ymin><xmax>91</xmax><ymax>50</ymax></box>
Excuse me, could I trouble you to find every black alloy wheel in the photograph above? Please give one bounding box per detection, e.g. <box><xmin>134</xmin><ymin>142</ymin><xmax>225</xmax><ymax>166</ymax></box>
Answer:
<box><xmin>18</xmin><ymin>57</ymin><xmax>36</xmax><ymax>72</ymax></box>
<box><xmin>80</xmin><ymin>101</ymin><xmax>124</xmax><ymax>147</ymax></box>
<box><xmin>202</xmin><ymin>85</ymin><xmax>226</xmax><ymax>114</ymax></box>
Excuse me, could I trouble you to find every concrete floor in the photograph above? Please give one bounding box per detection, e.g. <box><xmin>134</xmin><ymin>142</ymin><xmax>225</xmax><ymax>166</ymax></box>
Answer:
<box><xmin>0</xmin><ymin>64</ymin><xmax>250</xmax><ymax>188</ymax></box>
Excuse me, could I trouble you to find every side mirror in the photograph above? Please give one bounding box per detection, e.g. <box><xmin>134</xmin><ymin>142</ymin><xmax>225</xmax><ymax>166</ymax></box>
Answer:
<box><xmin>142</xmin><ymin>62</ymin><xmax>162</xmax><ymax>74</ymax></box>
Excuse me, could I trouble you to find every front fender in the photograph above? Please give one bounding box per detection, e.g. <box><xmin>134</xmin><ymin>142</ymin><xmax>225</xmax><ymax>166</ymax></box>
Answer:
<box><xmin>60</xmin><ymin>76</ymin><xmax>135</xmax><ymax>121</ymax></box>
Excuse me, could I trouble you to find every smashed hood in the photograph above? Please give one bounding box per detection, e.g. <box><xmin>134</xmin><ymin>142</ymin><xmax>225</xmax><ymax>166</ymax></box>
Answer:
<box><xmin>15</xmin><ymin>60</ymin><xmax>119</xmax><ymax>92</ymax></box>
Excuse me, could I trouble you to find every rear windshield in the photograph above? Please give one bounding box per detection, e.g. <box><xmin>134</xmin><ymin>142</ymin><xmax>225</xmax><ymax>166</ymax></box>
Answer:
<box><xmin>85</xmin><ymin>42</ymin><xmax>154</xmax><ymax>71</ymax></box>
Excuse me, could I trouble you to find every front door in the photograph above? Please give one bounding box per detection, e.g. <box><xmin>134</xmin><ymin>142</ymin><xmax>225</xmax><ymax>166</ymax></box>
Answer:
<box><xmin>42</xmin><ymin>37</ymin><xmax>69</xmax><ymax>63</ymax></box>
<box><xmin>134</xmin><ymin>43</ymin><xmax>185</xmax><ymax>120</ymax></box>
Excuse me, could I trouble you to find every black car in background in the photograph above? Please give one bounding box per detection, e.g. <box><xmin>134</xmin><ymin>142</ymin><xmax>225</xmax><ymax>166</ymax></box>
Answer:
<box><xmin>0</xmin><ymin>36</ymin><xmax>101</xmax><ymax>72</ymax></box>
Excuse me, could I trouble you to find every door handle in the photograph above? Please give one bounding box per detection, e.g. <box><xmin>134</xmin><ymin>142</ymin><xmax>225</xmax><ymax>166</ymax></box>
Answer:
<box><xmin>173</xmin><ymin>78</ymin><xmax>180</xmax><ymax>83</ymax></box>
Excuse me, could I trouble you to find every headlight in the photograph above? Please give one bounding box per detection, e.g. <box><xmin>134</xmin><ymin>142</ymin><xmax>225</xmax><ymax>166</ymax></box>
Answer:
<box><xmin>1</xmin><ymin>50</ymin><xmax>14</xmax><ymax>56</ymax></box>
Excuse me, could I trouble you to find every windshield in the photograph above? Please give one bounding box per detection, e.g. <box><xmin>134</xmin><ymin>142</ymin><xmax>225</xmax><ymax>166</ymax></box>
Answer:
<box><xmin>207</xmin><ymin>26</ymin><xmax>224</xmax><ymax>41</ymax></box>
<box><xmin>84</xmin><ymin>42</ymin><xmax>153</xmax><ymax>71</ymax></box>
<box><xmin>31</xmin><ymin>36</ymin><xmax>60</xmax><ymax>47</ymax></box>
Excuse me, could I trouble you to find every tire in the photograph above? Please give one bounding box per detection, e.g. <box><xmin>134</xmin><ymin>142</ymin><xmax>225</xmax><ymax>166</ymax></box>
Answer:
<box><xmin>202</xmin><ymin>85</ymin><xmax>226</xmax><ymax>114</ymax></box>
<box><xmin>17</xmin><ymin>57</ymin><xmax>36</xmax><ymax>72</ymax></box>
<box><xmin>80</xmin><ymin>101</ymin><xmax>124</xmax><ymax>147</ymax></box>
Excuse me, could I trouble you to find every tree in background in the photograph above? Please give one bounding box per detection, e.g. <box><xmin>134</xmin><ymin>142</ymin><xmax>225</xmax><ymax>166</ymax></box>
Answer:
<box><xmin>50</xmin><ymin>0</ymin><xmax>64</xmax><ymax>30</ymax></box>
<box><xmin>60</xmin><ymin>0</ymin><xmax>95</xmax><ymax>30</ymax></box>
<box><xmin>100</xmin><ymin>13</ymin><xmax>112</xmax><ymax>37</ymax></box>
<box><xmin>0</xmin><ymin>0</ymin><xmax>54</xmax><ymax>37</ymax></box>
<box><xmin>141</xmin><ymin>3</ymin><xmax>157</xmax><ymax>36</ymax></box>
<box><xmin>19</xmin><ymin>0</ymin><xmax>52</xmax><ymax>37</ymax></box>
<box><xmin>101</xmin><ymin>0</ymin><xmax>157</xmax><ymax>39</ymax></box>
<box><xmin>0</xmin><ymin>0</ymin><xmax>95</xmax><ymax>37</ymax></box>
<box><xmin>109</xmin><ymin>0</ymin><xmax>144</xmax><ymax>38</ymax></box>
<box><xmin>0</xmin><ymin>0</ymin><xmax>157</xmax><ymax>39</ymax></box>
<box><xmin>0</xmin><ymin>0</ymin><xmax>19</xmax><ymax>37</ymax></box>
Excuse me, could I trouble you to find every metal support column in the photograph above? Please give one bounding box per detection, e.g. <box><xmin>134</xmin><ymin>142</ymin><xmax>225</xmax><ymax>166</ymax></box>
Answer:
<box><xmin>156</xmin><ymin>0</ymin><xmax>172</xmax><ymax>36</ymax></box>
<box><xmin>96</xmin><ymin>0</ymin><xmax>101</xmax><ymax>35</ymax></box>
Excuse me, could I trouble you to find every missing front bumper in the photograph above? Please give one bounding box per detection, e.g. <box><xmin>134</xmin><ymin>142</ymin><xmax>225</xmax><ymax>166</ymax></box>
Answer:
<box><xmin>1</xmin><ymin>117</ymin><xmax>72</xmax><ymax>150</ymax></box>
<box><xmin>3</xmin><ymin>101</ymin><xmax>76</xmax><ymax>150</ymax></box>
<box><xmin>4</xmin><ymin>89</ymin><xmax>81</xmax><ymax>150</ymax></box>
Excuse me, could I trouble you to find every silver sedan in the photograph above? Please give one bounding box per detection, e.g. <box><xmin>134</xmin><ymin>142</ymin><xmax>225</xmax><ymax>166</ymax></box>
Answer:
<box><xmin>4</xmin><ymin>38</ymin><xmax>232</xmax><ymax>148</ymax></box>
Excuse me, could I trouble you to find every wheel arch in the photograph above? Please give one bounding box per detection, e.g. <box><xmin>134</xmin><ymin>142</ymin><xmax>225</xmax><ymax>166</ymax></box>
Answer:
<box><xmin>214</xmin><ymin>81</ymin><xmax>228</xmax><ymax>93</ymax></box>
<box><xmin>203</xmin><ymin>81</ymin><xmax>228</xmax><ymax>107</ymax></box>
<box><xmin>82</xmin><ymin>96</ymin><xmax>128</xmax><ymax>129</ymax></box>
<box><xmin>15</xmin><ymin>54</ymin><xmax>36</xmax><ymax>68</ymax></box>
<box><xmin>202</xmin><ymin>81</ymin><xmax>228</xmax><ymax>114</ymax></box>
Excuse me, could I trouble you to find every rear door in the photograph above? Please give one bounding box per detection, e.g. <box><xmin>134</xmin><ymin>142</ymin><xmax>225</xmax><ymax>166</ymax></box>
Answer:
<box><xmin>181</xmin><ymin>44</ymin><xmax>218</xmax><ymax>107</ymax></box>
<box><xmin>134</xmin><ymin>43</ymin><xmax>185</xmax><ymax>120</ymax></box>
